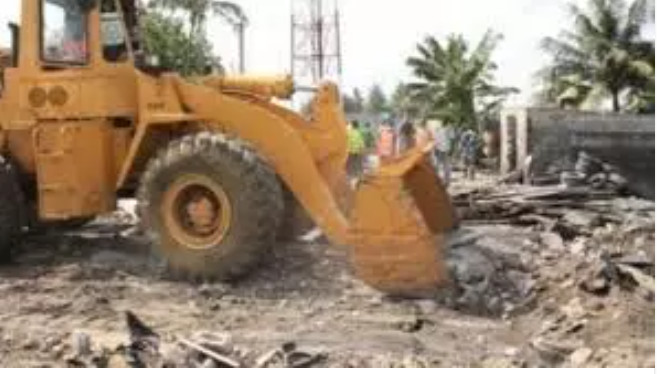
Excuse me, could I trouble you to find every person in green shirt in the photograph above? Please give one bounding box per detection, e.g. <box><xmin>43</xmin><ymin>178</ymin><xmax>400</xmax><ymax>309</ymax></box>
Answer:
<box><xmin>347</xmin><ymin>121</ymin><xmax>366</xmax><ymax>178</ymax></box>
<box><xmin>359</xmin><ymin>121</ymin><xmax>376</xmax><ymax>151</ymax></box>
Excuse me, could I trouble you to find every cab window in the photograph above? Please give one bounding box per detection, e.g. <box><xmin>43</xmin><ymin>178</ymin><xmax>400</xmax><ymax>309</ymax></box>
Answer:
<box><xmin>101</xmin><ymin>0</ymin><xmax>129</xmax><ymax>62</ymax></box>
<box><xmin>42</xmin><ymin>0</ymin><xmax>88</xmax><ymax>64</ymax></box>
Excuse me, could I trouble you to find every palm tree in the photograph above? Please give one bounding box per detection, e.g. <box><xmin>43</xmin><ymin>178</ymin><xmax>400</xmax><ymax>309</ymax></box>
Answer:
<box><xmin>406</xmin><ymin>30</ymin><xmax>518</xmax><ymax>130</ymax></box>
<box><xmin>540</xmin><ymin>0</ymin><xmax>655</xmax><ymax>112</ymax></box>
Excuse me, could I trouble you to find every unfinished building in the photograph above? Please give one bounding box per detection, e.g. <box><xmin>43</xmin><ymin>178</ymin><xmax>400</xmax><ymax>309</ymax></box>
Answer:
<box><xmin>500</xmin><ymin>108</ymin><xmax>655</xmax><ymax>199</ymax></box>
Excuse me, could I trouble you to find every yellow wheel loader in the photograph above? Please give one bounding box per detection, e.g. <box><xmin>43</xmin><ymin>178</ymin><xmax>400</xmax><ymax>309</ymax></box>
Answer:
<box><xmin>0</xmin><ymin>0</ymin><xmax>456</xmax><ymax>297</ymax></box>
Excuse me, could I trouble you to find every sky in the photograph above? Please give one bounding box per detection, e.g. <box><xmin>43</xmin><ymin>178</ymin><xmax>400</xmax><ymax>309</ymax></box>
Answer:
<box><xmin>1</xmin><ymin>0</ymin><xmax>655</xmax><ymax>106</ymax></box>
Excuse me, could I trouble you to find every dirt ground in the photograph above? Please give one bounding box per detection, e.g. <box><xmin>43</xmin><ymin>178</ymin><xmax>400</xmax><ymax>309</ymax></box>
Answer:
<box><xmin>0</xmin><ymin>174</ymin><xmax>654</xmax><ymax>368</ymax></box>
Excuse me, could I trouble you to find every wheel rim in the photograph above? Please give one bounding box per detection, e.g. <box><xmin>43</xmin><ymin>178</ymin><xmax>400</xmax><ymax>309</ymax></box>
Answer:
<box><xmin>162</xmin><ymin>174</ymin><xmax>232</xmax><ymax>250</ymax></box>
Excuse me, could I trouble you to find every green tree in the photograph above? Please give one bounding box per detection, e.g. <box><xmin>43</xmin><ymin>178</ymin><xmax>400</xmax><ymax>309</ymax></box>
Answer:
<box><xmin>352</xmin><ymin>88</ymin><xmax>365</xmax><ymax>113</ymax></box>
<box><xmin>540</xmin><ymin>0</ymin><xmax>655</xmax><ymax>112</ymax></box>
<box><xmin>342</xmin><ymin>95</ymin><xmax>359</xmax><ymax>114</ymax></box>
<box><xmin>366</xmin><ymin>84</ymin><xmax>389</xmax><ymax>115</ymax></box>
<box><xmin>149</xmin><ymin>0</ymin><xmax>248</xmax><ymax>39</ymax></box>
<box><xmin>142</xmin><ymin>11</ymin><xmax>221</xmax><ymax>76</ymax></box>
<box><xmin>406</xmin><ymin>31</ymin><xmax>517</xmax><ymax>130</ymax></box>
<box><xmin>390</xmin><ymin>82</ymin><xmax>422</xmax><ymax>119</ymax></box>
<box><xmin>342</xmin><ymin>88</ymin><xmax>366</xmax><ymax>114</ymax></box>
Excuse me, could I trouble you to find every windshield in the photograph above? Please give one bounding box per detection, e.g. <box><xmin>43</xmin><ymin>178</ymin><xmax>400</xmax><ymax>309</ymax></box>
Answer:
<box><xmin>42</xmin><ymin>0</ymin><xmax>88</xmax><ymax>64</ymax></box>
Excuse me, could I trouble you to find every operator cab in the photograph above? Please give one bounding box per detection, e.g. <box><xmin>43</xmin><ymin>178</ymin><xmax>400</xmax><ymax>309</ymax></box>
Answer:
<box><xmin>39</xmin><ymin>0</ymin><xmax>138</xmax><ymax>68</ymax></box>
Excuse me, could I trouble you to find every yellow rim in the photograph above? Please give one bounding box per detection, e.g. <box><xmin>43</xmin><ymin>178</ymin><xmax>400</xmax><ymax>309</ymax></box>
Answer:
<box><xmin>161</xmin><ymin>174</ymin><xmax>232</xmax><ymax>250</ymax></box>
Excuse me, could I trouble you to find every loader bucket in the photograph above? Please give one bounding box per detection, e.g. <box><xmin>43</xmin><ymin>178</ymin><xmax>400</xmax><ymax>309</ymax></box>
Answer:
<box><xmin>349</xmin><ymin>145</ymin><xmax>456</xmax><ymax>298</ymax></box>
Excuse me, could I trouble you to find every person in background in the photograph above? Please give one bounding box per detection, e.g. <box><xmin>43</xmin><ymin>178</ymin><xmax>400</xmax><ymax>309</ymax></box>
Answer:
<box><xmin>376</xmin><ymin>119</ymin><xmax>396</xmax><ymax>162</ymax></box>
<box><xmin>459</xmin><ymin>128</ymin><xmax>480</xmax><ymax>180</ymax></box>
<box><xmin>431</xmin><ymin>120</ymin><xmax>453</xmax><ymax>186</ymax></box>
<box><xmin>397</xmin><ymin>121</ymin><xmax>417</xmax><ymax>154</ymax></box>
<box><xmin>347</xmin><ymin>121</ymin><xmax>366</xmax><ymax>179</ymax></box>
<box><xmin>415</xmin><ymin>121</ymin><xmax>433</xmax><ymax>146</ymax></box>
<box><xmin>359</xmin><ymin>121</ymin><xmax>376</xmax><ymax>152</ymax></box>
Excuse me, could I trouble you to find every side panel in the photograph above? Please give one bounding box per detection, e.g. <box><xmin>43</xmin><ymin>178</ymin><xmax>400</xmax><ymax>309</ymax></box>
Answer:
<box><xmin>18</xmin><ymin>67</ymin><xmax>138</xmax><ymax>121</ymax></box>
<box><xmin>34</xmin><ymin>120</ymin><xmax>116</xmax><ymax>220</ymax></box>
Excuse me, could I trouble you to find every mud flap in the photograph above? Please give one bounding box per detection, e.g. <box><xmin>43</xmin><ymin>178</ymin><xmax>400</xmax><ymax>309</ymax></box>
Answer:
<box><xmin>349</xmin><ymin>148</ymin><xmax>456</xmax><ymax>298</ymax></box>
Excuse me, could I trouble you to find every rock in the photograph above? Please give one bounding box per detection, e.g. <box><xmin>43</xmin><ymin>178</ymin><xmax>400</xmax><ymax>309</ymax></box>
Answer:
<box><xmin>585</xmin><ymin>299</ymin><xmax>605</xmax><ymax>312</ymax></box>
<box><xmin>569</xmin><ymin>347</ymin><xmax>593</xmax><ymax>367</ymax></box>
<box><xmin>616</xmin><ymin>264</ymin><xmax>655</xmax><ymax>294</ymax></box>
<box><xmin>579</xmin><ymin>277</ymin><xmax>610</xmax><ymax>296</ymax></box>
<box><xmin>615</xmin><ymin>253</ymin><xmax>653</xmax><ymax>268</ymax></box>
<box><xmin>531</xmin><ymin>337</ymin><xmax>583</xmax><ymax>363</ymax></box>
<box><xmin>562</xmin><ymin>211</ymin><xmax>601</xmax><ymax>230</ymax></box>
<box><xmin>569</xmin><ymin>237</ymin><xmax>589</xmax><ymax>256</ymax></box>
<box><xmin>40</xmin><ymin>335</ymin><xmax>61</xmax><ymax>353</ymax></box>
<box><xmin>560</xmin><ymin>297</ymin><xmax>587</xmax><ymax>320</ymax></box>
<box><xmin>539</xmin><ymin>319</ymin><xmax>561</xmax><ymax>334</ymax></box>
<box><xmin>559</xmin><ymin>279</ymin><xmax>576</xmax><ymax>289</ymax></box>
<box><xmin>399</xmin><ymin>354</ymin><xmax>428</xmax><ymax>368</ymax></box>
<box><xmin>504</xmin><ymin>347</ymin><xmax>520</xmax><ymax>357</ymax></box>
<box><xmin>161</xmin><ymin>344</ymin><xmax>192</xmax><ymax>368</ymax></box>
<box><xmin>107</xmin><ymin>353</ymin><xmax>130</xmax><ymax>368</ymax></box>
<box><xmin>563</xmin><ymin>319</ymin><xmax>588</xmax><ymax>334</ymax></box>
<box><xmin>481</xmin><ymin>356</ymin><xmax>517</xmax><ymax>368</ymax></box>
<box><xmin>540</xmin><ymin>232</ymin><xmax>565</xmax><ymax>252</ymax></box>
<box><xmin>51</xmin><ymin>343</ymin><xmax>66</xmax><ymax>359</ymax></box>
<box><xmin>200</xmin><ymin>358</ymin><xmax>218</xmax><ymax>368</ymax></box>
<box><xmin>416</xmin><ymin>300</ymin><xmax>439</xmax><ymax>314</ymax></box>
<box><xmin>21</xmin><ymin>337</ymin><xmax>39</xmax><ymax>351</ymax></box>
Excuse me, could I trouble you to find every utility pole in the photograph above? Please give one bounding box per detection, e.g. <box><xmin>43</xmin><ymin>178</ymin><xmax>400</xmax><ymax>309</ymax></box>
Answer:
<box><xmin>236</xmin><ymin>21</ymin><xmax>246</xmax><ymax>73</ymax></box>
<box><xmin>291</xmin><ymin>0</ymin><xmax>342</xmax><ymax>86</ymax></box>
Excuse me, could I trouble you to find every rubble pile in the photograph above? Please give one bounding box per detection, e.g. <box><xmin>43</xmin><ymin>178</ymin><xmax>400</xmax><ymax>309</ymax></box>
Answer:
<box><xmin>450</xmin><ymin>182</ymin><xmax>655</xmax><ymax>368</ymax></box>
<box><xmin>64</xmin><ymin>312</ymin><xmax>326</xmax><ymax>368</ymax></box>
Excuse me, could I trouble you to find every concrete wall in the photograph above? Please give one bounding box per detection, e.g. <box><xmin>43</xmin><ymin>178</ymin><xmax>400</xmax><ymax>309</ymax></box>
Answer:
<box><xmin>500</xmin><ymin>108</ymin><xmax>655</xmax><ymax>198</ymax></box>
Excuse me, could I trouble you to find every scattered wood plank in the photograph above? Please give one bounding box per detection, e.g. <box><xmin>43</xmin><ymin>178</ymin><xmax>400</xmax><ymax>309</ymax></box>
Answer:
<box><xmin>177</xmin><ymin>337</ymin><xmax>242</xmax><ymax>368</ymax></box>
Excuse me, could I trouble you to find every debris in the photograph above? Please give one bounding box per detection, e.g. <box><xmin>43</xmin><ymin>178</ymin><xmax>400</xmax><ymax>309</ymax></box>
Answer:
<box><xmin>1</xmin><ymin>179</ymin><xmax>653</xmax><ymax>368</ymax></box>
<box><xmin>254</xmin><ymin>342</ymin><xmax>325</xmax><ymax>368</ymax></box>
<box><xmin>579</xmin><ymin>277</ymin><xmax>610</xmax><ymax>296</ymax></box>
<box><xmin>540</xmin><ymin>232</ymin><xmax>565</xmax><ymax>252</ymax></box>
<box><xmin>481</xmin><ymin>356</ymin><xmax>519</xmax><ymax>368</ymax></box>
<box><xmin>255</xmin><ymin>348</ymin><xmax>282</xmax><ymax>368</ymax></box>
<box><xmin>616</xmin><ymin>264</ymin><xmax>655</xmax><ymax>294</ymax></box>
<box><xmin>560</xmin><ymin>297</ymin><xmax>587</xmax><ymax>320</ymax></box>
<box><xmin>123</xmin><ymin>311</ymin><xmax>161</xmax><ymax>368</ymax></box>
<box><xmin>561</xmin><ymin>210</ymin><xmax>601</xmax><ymax>231</ymax></box>
<box><xmin>530</xmin><ymin>336</ymin><xmax>583</xmax><ymax>363</ymax></box>
<box><xmin>568</xmin><ymin>237</ymin><xmax>588</xmax><ymax>255</ymax></box>
<box><xmin>191</xmin><ymin>331</ymin><xmax>233</xmax><ymax>354</ymax></box>
<box><xmin>614</xmin><ymin>253</ymin><xmax>653</xmax><ymax>268</ymax></box>
<box><xmin>177</xmin><ymin>337</ymin><xmax>241</xmax><ymax>368</ymax></box>
<box><xmin>569</xmin><ymin>347</ymin><xmax>593</xmax><ymax>367</ymax></box>
<box><xmin>71</xmin><ymin>331</ymin><xmax>92</xmax><ymax>357</ymax></box>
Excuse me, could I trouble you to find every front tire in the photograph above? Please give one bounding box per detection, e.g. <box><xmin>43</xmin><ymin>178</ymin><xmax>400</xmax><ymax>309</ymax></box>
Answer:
<box><xmin>137</xmin><ymin>132</ymin><xmax>284</xmax><ymax>281</ymax></box>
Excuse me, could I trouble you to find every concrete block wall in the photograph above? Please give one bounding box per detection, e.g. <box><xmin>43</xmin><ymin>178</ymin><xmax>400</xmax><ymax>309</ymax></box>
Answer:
<box><xmin>500</xmin><ymin>107</ymin><xmax>655</xmax><ymax>198</ymax></box>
